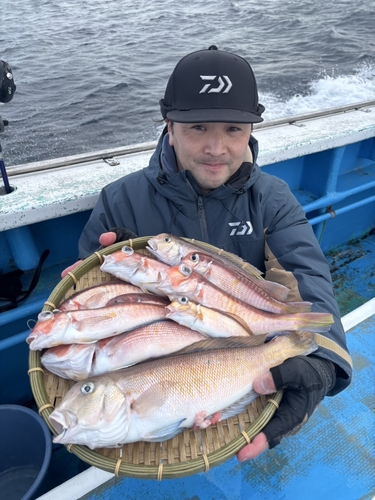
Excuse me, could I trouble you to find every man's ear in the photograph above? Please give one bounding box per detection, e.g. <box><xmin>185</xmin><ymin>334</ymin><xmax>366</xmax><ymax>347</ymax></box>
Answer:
<box><xmin>167</xmin><ymin>120</ymin><xmax>174</xmax><ymax>146</ymax></box>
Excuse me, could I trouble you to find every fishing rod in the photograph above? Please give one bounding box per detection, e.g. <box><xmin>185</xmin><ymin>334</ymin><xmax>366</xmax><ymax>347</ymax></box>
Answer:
<box><xmin>0</xmin><ymin>60</ymin><xmax>16</xmax><ymax>194</ymax></box>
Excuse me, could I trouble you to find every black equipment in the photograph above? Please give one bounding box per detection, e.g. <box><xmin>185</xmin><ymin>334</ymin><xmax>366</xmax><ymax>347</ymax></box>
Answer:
<box><xmin>0</xmin><ymin>60</ymin><xmax>16</xmax><ymax>103</ymax></box>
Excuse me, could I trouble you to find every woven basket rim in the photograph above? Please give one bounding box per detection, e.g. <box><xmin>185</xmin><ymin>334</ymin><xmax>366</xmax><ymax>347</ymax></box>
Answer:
<box><xmin>28</xmin><ymin>236</ymin><xmax>282</xmax><ymax>480</ymax></box>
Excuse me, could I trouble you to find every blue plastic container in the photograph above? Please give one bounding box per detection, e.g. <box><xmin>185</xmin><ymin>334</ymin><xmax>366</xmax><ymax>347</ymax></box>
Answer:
<box><xmin>0</xmin><ymin>405</ymin><xmax>52</xmax><ymax>500</ymax></box>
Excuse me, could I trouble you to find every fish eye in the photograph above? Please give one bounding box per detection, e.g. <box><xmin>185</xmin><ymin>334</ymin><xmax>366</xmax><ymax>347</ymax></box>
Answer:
<box><xmin>80</xmin><ymin>382</ymin><xmax>95</xmax><ymax>395</ymax></box>
<box><xmin>121</xmin><ymin>245</ymin><xmax>134</xmax><ymax>255</ymax></box>
<box><xmin>179</xmin><ymin>264</ymin><xmax>192</xmax><ymax>277</ymax></box>
<box><xmin>190</xmin><ymin>253</ymin><xmax>199</xmax><ymax>263</ymax></box>
<box><xmin>178</xmin><ymin>296</ymin><xmax>189</xmax><ymax>305</ymax></box>
<box><xmin>163</xmin><ymin>236</ymin><xmax>171</xmax><ymax>243</ymax></box>
<box><xmin>38</xmin><ymin>311</ymin><xmax>55</xmax><ymax>321</ymax></box>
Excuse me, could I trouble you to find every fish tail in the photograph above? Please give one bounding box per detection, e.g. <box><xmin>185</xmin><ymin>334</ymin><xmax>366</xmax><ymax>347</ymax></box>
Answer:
<box><xmin>285</xmin><ymin>331</ymin><xmax>318</xmax><ymax>356</ymax></box>
<box><xmin>294</xmin><ymin>312</ymin><xmax>334</xmax><ymax>332</ymax></box>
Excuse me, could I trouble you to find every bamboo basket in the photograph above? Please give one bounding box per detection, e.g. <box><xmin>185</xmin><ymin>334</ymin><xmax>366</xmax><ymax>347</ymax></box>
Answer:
<box><xmin>28</xmin><ymin>236</ymin><xmax>282</xmax><ymax>480</ymax></box>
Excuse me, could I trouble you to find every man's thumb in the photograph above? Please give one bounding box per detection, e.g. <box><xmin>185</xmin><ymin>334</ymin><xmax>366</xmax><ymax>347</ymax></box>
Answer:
<box><xmin>253</xmin><ymin>372</ymin><xmax>277</xmax><ymax>395</ymax></box>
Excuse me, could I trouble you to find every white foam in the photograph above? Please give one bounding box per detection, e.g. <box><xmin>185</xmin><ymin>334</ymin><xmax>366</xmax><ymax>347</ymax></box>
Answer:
<box><xmin>262</xmin><ymin>63</ymin><xmax>375</xmax><ymax>120</ymax></box>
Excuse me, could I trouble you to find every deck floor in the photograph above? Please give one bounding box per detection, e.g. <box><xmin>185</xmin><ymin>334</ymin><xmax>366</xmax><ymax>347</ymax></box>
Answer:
<box><xmin>327</xmin><ymin>229</ymin><xmax>375</xmax><ymax>315</ymax></box>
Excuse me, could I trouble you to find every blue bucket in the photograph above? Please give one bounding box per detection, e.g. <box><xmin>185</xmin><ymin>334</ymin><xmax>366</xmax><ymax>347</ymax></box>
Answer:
<box><xmin>0</xmin><ymin>405</ymin><xmax>52</xmax><ymax>500</ymax></box>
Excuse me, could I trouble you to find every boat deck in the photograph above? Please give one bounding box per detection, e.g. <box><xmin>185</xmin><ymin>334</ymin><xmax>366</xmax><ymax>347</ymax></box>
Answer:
<box><xmin>326</xmin><ymin>228</ymin><xmax>375</xmax><ymax>316</ymax></box>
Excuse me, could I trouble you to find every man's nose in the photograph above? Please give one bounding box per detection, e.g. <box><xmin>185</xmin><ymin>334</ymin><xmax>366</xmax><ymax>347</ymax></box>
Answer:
<box><xmin>204</xmin><ymin>133</ymin><xmax>227</xmax><ymax>156</ymax></box>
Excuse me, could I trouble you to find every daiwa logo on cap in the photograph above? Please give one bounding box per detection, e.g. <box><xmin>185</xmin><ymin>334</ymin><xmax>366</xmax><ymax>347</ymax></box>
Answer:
<box><xmin>199</xmin><ymin>75</ymin><xmax>233</xmax><ymax>94</ymax></box>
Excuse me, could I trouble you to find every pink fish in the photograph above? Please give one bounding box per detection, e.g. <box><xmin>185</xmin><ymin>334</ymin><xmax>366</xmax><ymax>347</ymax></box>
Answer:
<box><xmin>180</xmin><ymin>251</ymin><xmax>311</xmax><ymax>314</ymax></box>
<box><xmin>100</xmin><ymin>245</ymin><xmax>170</xmax><ymax>295</ymax></box>
<box><xmin>156</xmin><ymin>264</ymin><xmax>334</xmax><ymax>335</ymax></box>
<box><xmin>58</xmin><ymin>281</ymin><xmax>146</xmax><ymax>311</ymax></box>
<box><xmin>27</xmin><ymin>302</ymin><xmax>168</xmax><ymax>350</ymax></box>
<box><xmin>41</xmin><ymin>321</ymin><xmax>206</xmax><ymax>380</ymax></box>
<box><xmin>49</xmin><ymin>332</ymin><xmax>317</xmax><ymax>449</ymax></box>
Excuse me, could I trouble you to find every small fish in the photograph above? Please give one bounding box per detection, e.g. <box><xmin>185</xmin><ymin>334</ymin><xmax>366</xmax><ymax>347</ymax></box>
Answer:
<box><xmin>26</xmin><ymin>302</ymin><xmax>168</xmax><ymax>350</ymax></box>
<box><xmin>181</xmin><ymin>251</ymin><xmax>312</xmax><ymax>314</ymax></box>
<box><xmin>58</xmin><ymin>281</ymin><xmax>145</xmax><ymax>311</ymax></box>
<box><xmin>147</xmin><ymin>233</ymin><xmax>264</xmax><ymax>280</ymax></box>
<box><xmin>41</xmin><ymin>321</ymin><xmax>206</xmax><ymax>380</ymax></box>
<box><xmin>166</xmin><ymin>297</ymin><xmax>251</xmax><ymax>337</ymax></box>
<box><xmin>49</xmin><ymin>332</ymin><xmax>317</xmax><ymax>449</ymax></box>
<box><xmin>157</xmin><ymin>264</ymin><xmax>334</xmax><ymax>335</ymax></box>
<box><xmin>100</xmin><ymin>246</ymin><xmax>170</xmax><ymax>295</ymax></box>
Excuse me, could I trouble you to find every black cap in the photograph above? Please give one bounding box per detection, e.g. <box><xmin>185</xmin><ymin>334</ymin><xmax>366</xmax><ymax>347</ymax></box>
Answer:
<box><xmin>160</xmin><ymin>46</ymin><xmax>265</xmax><ymax>124</ymax></box>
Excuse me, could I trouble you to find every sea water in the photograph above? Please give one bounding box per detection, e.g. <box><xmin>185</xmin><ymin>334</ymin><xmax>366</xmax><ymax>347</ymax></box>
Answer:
<box><xmin>0</xmin><ymin>0</ymin><xmax>374</xmax><ymax>166</ymax></box>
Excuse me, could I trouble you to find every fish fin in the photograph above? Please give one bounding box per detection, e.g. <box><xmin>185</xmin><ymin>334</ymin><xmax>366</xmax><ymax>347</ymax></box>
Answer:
<box><xmin>132</xmin><ymin>382</ymin><xmax>176</xmax><ymax>417</ymax></box>
<box><xmin>216</xmin><ymin>310</ymin><xmax>255</xmax><ymax>335</ymax></box>
<box><xmin>283</xmin><ymin>301</ymin><xmax>313</xmax><ymax>313</ymax></box>
<box><xmin>250</xmin><ymin>278</ymin><xmax>291</xmax><ymax>301</ymax></box>
<box><xmin>142</xmin><ymin>419</ymin><xmax>186</xmax><ymax>442</ymax></box>
<box><xmin>219</xmin><ymin>390</ymin><xmax>259</xmax><ymax>421</ymax></box>
<box><xmin>170</xmin><ymin>335</ymin><xmax>270</xmax><ymax>356</ymax></box>
<box><xmin>265</xmin><ymin>330</ymin><xmax>293</xmax><ymax>340</ymax></box>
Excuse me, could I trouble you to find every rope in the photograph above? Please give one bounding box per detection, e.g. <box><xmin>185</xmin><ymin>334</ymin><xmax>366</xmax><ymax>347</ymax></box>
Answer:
<box><xmin>94</xmin><ymin>252</ymin><xmax>103</xmax><ymax>264</ymax></box>
<box><xmin>67</xmin><ymin>272</ymin><xmax>78</xmax><ymax>285</ymax></box>
<box><xmin>157</xmin><ymin>462</ymin><xmax>163</xmax><ymax>481</ymax></box>
<box><xmin>27</xmin><ymin>367</ymin><xmax>45</xmax><ymax>375</ymax></box>
<box><xmin>38</xmin><ymin>403</ymin><xmax>54</xmax><ymax>414</ymax></box>
<box><xmin>267</xmin><ymin>399</ymin><xmax>280</xmax><ymax>410</ymax></box>
<box><xmin>202</xmin><ymin>453</ymin><xmax>210</xmax><ymax>472</ymax></box>
<box><xmin>114</xmin><ymin>459</ymin><xmax>122</xmax><ymax>477</ymax></box>
<box><xmin>44</xmin><ymin>301</ymin><xmax>57</xmax><ymax>309</ymax></box>
<box><xmin>241</xmin><ymin>430</ymin><xmax>251</xmax><ymax>444</ymax></box>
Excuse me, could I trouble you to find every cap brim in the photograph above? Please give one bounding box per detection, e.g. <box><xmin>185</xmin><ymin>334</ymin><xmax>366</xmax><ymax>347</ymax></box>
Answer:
<box><xmin>165</xmin><ymin>108</ymin><xmax>264</xmax><ymax>124</ymax></box>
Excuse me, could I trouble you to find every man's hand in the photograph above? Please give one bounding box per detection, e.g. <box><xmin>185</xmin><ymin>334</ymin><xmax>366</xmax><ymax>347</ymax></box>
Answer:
<box><xmin>101</xmin><ymin>227</ymin><xmax>138</xmax><ymax>246</ymax></box>
<box><xmin>61</xmin><ymin>227</ymin><xmax>138</xmax><ymax>277</ymax></box>
<box><xmin>237</xmin><ymin>355</ymin><xmax>336</xmax><ymax>462</ymax></box>
<box><xmin>61</xmin><ymin>260</ymin><xmax>83</xmax><ymax>278</ymax></box>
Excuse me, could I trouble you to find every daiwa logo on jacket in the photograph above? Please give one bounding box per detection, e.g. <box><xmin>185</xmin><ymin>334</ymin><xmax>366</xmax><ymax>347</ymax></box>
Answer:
<box><xmin>229</xmin><ymin>221</ymin><xmax>253</xmax><ymax>236</ymax></box>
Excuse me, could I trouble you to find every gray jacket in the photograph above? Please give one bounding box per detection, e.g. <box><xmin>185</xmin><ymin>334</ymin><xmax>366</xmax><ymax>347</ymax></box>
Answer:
<box><xmin>79</xmin><ymin>129</ymin><xmax>352</xmax><ymax>394</ymax></box>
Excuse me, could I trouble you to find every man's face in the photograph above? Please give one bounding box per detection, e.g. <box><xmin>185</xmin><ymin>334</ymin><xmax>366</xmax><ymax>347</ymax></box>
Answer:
<box><xmin>167</xmin><ymin>121</ymin><xmax>252</xmax><ymax>194</ymax></box>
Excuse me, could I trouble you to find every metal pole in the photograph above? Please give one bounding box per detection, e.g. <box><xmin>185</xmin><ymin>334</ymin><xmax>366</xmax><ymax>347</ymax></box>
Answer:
<box><xmin>0</xmin><ymin>116</ymin><xmax>11</xmax><ymax>194</ymax></box>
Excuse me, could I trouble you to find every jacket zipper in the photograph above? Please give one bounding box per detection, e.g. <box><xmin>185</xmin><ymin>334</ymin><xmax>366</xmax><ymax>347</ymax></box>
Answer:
<box><xmin>197</xmin><ymin>196</ymin><xmax>209</xmax><ymax>241</ymax></box>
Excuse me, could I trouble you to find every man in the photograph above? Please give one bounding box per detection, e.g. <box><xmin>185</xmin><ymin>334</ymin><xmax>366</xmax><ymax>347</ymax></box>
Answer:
<box><xmin>63</xmin><ymin>45</ymin><xmax>352</xmax><ymax>461</ymax></box>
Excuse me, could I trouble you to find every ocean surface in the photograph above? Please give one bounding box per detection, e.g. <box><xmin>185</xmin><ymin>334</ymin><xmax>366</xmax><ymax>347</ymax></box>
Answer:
<box><xmin>1</xmin><ymin>0</ymin><xmax>374</xmax><ymax>167</ymax></box>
